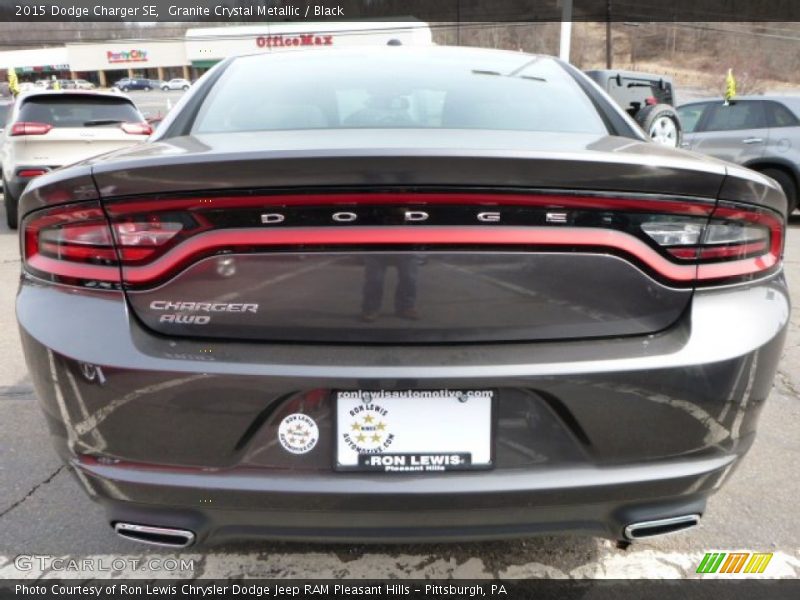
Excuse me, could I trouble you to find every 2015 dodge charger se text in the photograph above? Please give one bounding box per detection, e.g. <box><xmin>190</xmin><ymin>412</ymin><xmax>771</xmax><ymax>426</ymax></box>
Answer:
<box><xmin>16</xmin><ymin>47</ymin><xmax>790</xmax><ymax>547</ymax></box>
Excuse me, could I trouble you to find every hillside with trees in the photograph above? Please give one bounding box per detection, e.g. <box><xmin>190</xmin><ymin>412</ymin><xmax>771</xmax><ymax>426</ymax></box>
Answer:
<box><xmin>2</xmin><ymin>20</ymin><xmax>800</xmax><ymax>95</ymax></box>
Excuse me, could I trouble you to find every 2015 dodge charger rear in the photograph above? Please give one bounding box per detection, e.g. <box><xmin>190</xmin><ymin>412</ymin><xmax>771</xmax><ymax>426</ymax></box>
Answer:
<box><xmin>16</xmin><ymin>47</ymin><xmax>789</xmax><ymax>547</ymax></box>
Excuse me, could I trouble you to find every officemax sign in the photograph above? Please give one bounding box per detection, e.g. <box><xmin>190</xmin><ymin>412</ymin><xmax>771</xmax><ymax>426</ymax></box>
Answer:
<box><xmin>255</xmin><ymin>34</ymin><xmax>334</xmax><ymax>49</ymax></box>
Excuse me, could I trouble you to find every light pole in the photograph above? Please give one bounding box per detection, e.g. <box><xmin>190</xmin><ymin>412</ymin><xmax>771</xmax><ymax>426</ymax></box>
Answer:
<box><xmin>559</xmin><ymin>0</ymin><xmax>573</xmax><ymax>62</ymax></box>
<box><xmin>456</xmin><ymin>0</ymin><xmax>461</xmax><ymax>46</ymax></box>
<box><xmin>606</xmin><ymin>0</ymin><xmax>612</xmax><ymax>68</ymax></box>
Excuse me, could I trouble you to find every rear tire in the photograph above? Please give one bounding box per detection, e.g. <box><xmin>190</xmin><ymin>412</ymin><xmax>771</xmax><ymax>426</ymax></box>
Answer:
<box><xmin>182</xmin><ymin>85</ymin><xmax>190</xmax><ymax>91</ymax></box>
<box><xmin>3</xmin><ymin>178</ymin><xmax>18</xmax><ymax>230</ymax></box>
<box><xmin>636</xmin><ymin>104</ymin><xmax>682</xmax><ymax>148</ymax></box>
<box><xmin>121</xmin><ymin>87</ymin><xmax>129</xmax><ymax>92</ymax></box>
<box><xmin>761</xmin><ymin>168</ymin><xmax>798</xmax><ymax>214</ymax></box>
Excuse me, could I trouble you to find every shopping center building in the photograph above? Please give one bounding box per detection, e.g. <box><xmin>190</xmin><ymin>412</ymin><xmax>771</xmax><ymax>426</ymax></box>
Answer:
<box><xmin>1</xmin><ymin>21</ymin><xmax>432</xmax><ymax>87</ymax></box>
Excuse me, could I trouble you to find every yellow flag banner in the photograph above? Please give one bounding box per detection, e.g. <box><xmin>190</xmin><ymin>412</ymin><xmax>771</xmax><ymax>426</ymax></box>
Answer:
<box><xmin>8</xmin><ymin>67</ymin><xmax>19</xmax><ymax>96</ymax></box>
<box><xmin>725</xmin><ymin>68</ymin><xmax>737</xmax><ymax>103</ymax></box>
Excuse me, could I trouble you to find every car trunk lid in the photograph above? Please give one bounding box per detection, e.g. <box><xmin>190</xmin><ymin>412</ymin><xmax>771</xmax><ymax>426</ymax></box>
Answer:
<box><xmin>92</xmin><ymin>131</ymin><xmax>725</xmax><ymax>343</ymax></box>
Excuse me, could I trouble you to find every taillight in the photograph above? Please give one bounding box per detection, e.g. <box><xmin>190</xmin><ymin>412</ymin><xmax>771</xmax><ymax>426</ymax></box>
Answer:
<box><xmin>697</xmin><ymin>203</ymin><xmax>783</xmax><ymax>281</ymax></box>
<box><xmin>640</xmin><ymin>202</ymin><xmax>783</xmax><ymax>283</ymax></box>
<box><xmin>22</xmin><ymin>202</ymin><xmax>190</xmax><ymax>287</ymax></box>
<box><xmin>10</xmin><ymin>122</ymin><xmax>53</xmax><ymax>136</ymax></box>
<box><xmin>114</xmin><ymin>219</ymin><xmax>183</xmax><ymax>261</ymax></box>
<box><xmin>22</xmin><ymin>193</ymin><xmax>784</xmax><ymax>289</ymax></box>
<box><xmin>17</xmin><ymin>169</ymin><xmax>49</xmax><ymax>178</ymax></box>
<box><xmin>22</xmin><ymin>202</ymin><xmax>193</xmax><ymax>287</ymax></box>
<box><xmin>641</xmin><ymin>221</ymin><xmax>704</xmax><ymax>247</ymax></box>
<box><xmin>23</xmin><ymin>201</ymin><xmax>120</xmax><ymax>287</ymax></box>
<box><xmin>121</xmin><ymin>122</ymin><xmax>153</xmax><ymax>135</ymax></box>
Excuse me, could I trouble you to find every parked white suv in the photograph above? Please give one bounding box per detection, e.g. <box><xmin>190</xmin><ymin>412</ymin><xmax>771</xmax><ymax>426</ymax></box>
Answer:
<box><xmin>161</xmin><ymin>78</ymin><xmax>191</xmax><ymax>91</ymax></box>
<box><xmin>0</xmin><ymin>101</ymin><xmax>11</xmax><ymax>185</ymax></box>
<box><xmin>72</xmin><ymin>79</ymin><xmax>96</xmax><ymax>90</ymax></box>
<box><xmin>0</xmin><ymin>90</ymin><xmax>151</xmax><ymax>228</ymax></box>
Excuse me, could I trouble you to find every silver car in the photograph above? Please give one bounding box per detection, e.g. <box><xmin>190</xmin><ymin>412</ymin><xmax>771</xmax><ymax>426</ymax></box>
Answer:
<box><xmin>161</xmin><ymin>78</ymin><xmax>191</xmax><ymax>91</ymax></box>
<box><xmin>678</xmin><ymin>96</ymin><xmax>800</xmax><ymax>212</ymax></box>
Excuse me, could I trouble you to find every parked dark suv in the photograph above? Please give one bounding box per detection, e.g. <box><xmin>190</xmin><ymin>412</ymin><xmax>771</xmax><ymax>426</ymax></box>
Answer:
<box><xmin>112</xmin><ymin>78</ymin><xmax>158</xmax><ymax>92</ymax></box>
<box><xmin>586</xmin><ymin>70</ymin><xmax>682</xmax><ymax>148</ymax></box>
<box><xmin>678</xmin><ymin>96</ymin><xmax>800</xmax><ymax>213</ymax></box>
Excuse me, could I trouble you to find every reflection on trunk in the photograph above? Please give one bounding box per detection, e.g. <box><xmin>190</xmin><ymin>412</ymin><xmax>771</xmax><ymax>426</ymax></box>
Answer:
<box><xmin>126</xmin><ymin>251</ymin><xmax>692</xmax><ymax>343</ymax></box>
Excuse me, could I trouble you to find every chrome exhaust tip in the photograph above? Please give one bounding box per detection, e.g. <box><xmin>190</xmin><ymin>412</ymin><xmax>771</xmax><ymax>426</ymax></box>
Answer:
<box><xmin>624</xmin><ymin>514</ymin><xmax>700</xmax><ymax>540</ymax></box>
<box><xmin>114</xmin><ymin>522</ymin><xmax>195</xmax><ymax>548</ymax></box>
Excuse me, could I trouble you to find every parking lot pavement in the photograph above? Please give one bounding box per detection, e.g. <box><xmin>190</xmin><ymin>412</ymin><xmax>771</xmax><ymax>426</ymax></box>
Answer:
<box><xmin>123</xmin><ymin>89</ymin><xmax>186</xmax><ymax>122</ymax></box>
<box><xmin>0</xmin><ymin>195</ymin><xmax>797</xmax><ymax>579</ymax></box>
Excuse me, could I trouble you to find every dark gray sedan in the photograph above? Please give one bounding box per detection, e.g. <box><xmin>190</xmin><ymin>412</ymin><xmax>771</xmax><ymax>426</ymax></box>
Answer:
<box><xmin>16</xmin><ymin>46</ymin><xmax>789</xmax><ymax>548</ymax></box>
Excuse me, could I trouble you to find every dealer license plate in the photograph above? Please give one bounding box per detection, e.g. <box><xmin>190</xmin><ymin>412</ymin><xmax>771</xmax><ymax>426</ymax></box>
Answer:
<box><xmin>335</xmin><ymin>390</ymin><xmax>493</xmax><ymax>472</ymax></box>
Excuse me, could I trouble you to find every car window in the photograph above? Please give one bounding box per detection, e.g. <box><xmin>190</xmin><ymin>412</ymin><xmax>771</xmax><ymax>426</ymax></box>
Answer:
<box><xmin>18</xmin><ymin>96</ymin><xmax>141</xmax><ymax>127</ymax></box>
<box><xmin>676</xmin><ymin>103</ymin><xmax>710</xmax><ymax>133</ymax></box>
<box><xmin>193</xmin><ymin>54</ymin><xmax>609</xmax><ymax>135</ymax></box>
<box><xmin>607</xmin><ymin>76</ymin><xmax>673</xmax><ymax>112</ymax></box>
<box><xmin>703</xmin><ymin>101</ymin><xmax>766</xmax><ymax>131</ymax></box>
<box><xmin>766</xmin><ymin>101</ymin><xmax>800</xmax><ymax>128</ymax></box>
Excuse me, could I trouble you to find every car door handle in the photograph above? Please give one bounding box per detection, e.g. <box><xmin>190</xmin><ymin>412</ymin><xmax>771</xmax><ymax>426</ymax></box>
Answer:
<box><xmin>742</xmin><ymin>137</ymin><xmax>764</xmax><ymax>144</ymax></box>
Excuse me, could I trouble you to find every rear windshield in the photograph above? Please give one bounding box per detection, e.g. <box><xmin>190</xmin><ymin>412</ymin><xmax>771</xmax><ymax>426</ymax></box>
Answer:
<box><xmin>193</xmin><ymin>52</ymin><xmax>608</xmax><ymax>135</ymax></box>
<box><xmin>18</xmin><ymin>95</ymin><xmax>141</xmax><ymax>127</ymax></box>
<box><xmin>608</xmin><ymin>77</ymin><xmax>673</xmax><ymax>110</ymax></box>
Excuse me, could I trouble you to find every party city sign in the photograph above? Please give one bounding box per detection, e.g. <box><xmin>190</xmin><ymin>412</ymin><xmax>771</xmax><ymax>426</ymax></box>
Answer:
<box><xmin>106</xmin><ymin>49</ymin><xmax>148</xmax><ymax>64</ymax></box>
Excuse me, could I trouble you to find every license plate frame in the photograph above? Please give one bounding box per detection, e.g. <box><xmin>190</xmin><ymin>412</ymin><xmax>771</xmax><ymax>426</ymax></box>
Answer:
<box><xmin>334</xmin><ymin>390</ymin><xmax>495</xmax><ymax>473</ymax></box>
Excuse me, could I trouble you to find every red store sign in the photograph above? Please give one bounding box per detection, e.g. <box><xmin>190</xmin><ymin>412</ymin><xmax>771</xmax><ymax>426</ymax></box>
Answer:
<box><xmin>255</xmin><ymin>34</ymin><xmax>334</xmax><ymax>49</ymax></box>
<box><xmin>107</xmin><ymin>49</ymin><xmax>149</xmax><ymax>64</ymax></box>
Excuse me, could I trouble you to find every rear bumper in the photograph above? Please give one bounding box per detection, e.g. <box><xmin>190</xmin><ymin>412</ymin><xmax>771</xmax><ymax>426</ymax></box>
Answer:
<box><xmin>17</xmin><ymin>273</ymin><xmax>790</xmax><ymax>543</ymax></box>
<box><xmin>84</xmin><ymin>457</ymin><xmax>722</xmax><ymax>543</ymax></box>
<box><xmin>4</xmin><ymin>174</ymin><xmax>28</xmax><ymax>201</ymax></box>
<box><xmin>4</xmin><ymin>168</ymin><xmax>55</xmax><ymax>200</ymax></box>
